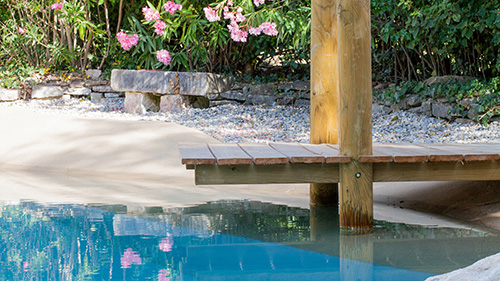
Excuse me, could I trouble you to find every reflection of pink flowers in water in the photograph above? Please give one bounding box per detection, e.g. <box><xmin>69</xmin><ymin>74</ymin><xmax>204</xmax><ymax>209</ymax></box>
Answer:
<box><xmin>158</xmin><ymin>269</ymin><xmax>170</xmax><ymax>281</ymax></box>
<box><xmin>159</xmin><ymin>237</ymin><xmax>173</xmax><ymax>252</ymax></box>
<box><xmin>22</xmin><ymin>261</ymin><xmax>29</xmax><ymax>272</ymax></box>
<box><xmin>120</xmin><ymin>248</ymin><xmax>142</xmax><ymax>268</ymax></box>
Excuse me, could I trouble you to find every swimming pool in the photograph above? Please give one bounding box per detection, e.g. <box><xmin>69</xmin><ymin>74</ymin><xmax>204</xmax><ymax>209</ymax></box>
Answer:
<box><xmin>0</xmin><ymin>200</ymin><xmax>497</xmax><ymax>280</ymax></box>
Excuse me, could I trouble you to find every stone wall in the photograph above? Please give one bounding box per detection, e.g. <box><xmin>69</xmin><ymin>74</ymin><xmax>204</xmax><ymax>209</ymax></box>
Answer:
<box><xmin>0</xmin><ymin>70</ymin><xmax>488</xmax><ymax>123</ymax></box>
<box><xmin>0</xmin><ymin>69</ymin><xmax>124</xmax><ymax>102</ymax></box>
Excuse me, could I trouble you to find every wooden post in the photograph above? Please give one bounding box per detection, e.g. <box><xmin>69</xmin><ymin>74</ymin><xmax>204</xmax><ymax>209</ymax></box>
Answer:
<box><xmin>337</xmin><ymin>0</ymin><xmax>374</xmax><ymax>229</ymax></box>
<box><xmin>310</xmin><ymin>0</ymin><xmax>340</xmax><ymax>206</ymax></box>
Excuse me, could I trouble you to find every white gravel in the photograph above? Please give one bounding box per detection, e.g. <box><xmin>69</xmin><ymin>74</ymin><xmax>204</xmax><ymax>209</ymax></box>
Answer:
<box><xmin>2</xmin><ymin>97</ymin><xmax>500</xmax><ymax>144</ymax></box>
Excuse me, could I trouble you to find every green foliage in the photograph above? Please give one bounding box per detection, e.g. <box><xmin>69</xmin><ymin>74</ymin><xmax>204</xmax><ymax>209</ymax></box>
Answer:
<box><xmin>372</xmin><ymin>0</ymin><xmax>500</xmax><ymax>82</ymax></box>
<box><xmin>0</xmin><ymin>66</ymin><xmax>44</xmax><ymax>89</ymax></box>
<box><xmin>375</xmin><ymin>77</ymin><xmax>500</xmax><ymax>125</ymax></box>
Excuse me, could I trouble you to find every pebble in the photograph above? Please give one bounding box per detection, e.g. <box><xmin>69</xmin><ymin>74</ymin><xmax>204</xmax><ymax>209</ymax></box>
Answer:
<box><xmin>1</xmin><ymin>97</ymin><xmax>499</xmax><ymax>144</ymax></box>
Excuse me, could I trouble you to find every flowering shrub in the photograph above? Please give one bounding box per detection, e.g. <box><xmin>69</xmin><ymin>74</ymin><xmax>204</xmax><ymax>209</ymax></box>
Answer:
<box><xmin>114</xmin><ymin>0</ymin><xmax>305</xmax><ymax>74</ymax></box>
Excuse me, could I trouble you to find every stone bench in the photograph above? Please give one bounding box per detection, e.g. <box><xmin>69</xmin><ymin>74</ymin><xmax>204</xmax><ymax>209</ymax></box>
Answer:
<box><xmin>110</xmin><ymin>69</ymin><xmax>234</xmax><ymax>114</ymax></box>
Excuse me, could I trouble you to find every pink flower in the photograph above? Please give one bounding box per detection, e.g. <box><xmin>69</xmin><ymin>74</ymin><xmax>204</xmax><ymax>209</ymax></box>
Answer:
<box><xmin>260</xmin><ymin>22</ymin><xmax>278</xmax><ymax>36</ymax></box>
<box><xmin>227</xmin><ymin>0</ymin><xmax>233</xmax><ymax>6</ymax></box>
<box><xmin>158</xmin><ymin>269</ymin><xmax>170</xmax><ymax>281</ymax></box>
<box><xmin>164</xmin><ymin>1</ymin><xmax>182</xmax><ymax>15</ymax></box>
<box><xmin>157</xmin><ymin>49</ymin><xmax>171</xmax><ymax>65</ymax></box>
<box><xmin>253</xmin><ymin>0</ymin><xmax>265</xmax><ymax>6</ymax></box>
<box><xmin>116</xmin><ymin>31</ymin><xmax>139</xmax><ymax>50</ymax></box>
<box><xmin>249</xmin><ymin>27</ymin><xmax>262</xmax><ymax>35</ymax></box>
<box><xmin>203</xmin><ymin>7</ymin><xmax>220</xmax><ymax>22</ymax></box>
<box><xmin>50</xmin><ymin>3</ymin><xmax>63</xmax><ymax>10</ymax></box>
<box><xmin>18</xmin><ymin>27</ymin><xmax>25</xmax><ymax>34</ymax></box>
<box><xmin>154</xmin><ymin>20</ymin><xmax>167</xmax><ymax>35</ymax></box>
<box><xmin>120</xmin><ymin>248</ymin><xmax>142</xmax><ymax>269</ymax></box>
<box><xmin>159</xmin><ymin>237</ymin><xmax>173</xmax><ymax>252</ymax></box>
<box><xmin>142</xmin><ymin>6</ymin><xmax>160</xmax><ymax>21</ymax></box>
<box><xmin>228</xmin><ymin>21</ymin><xmax>248</xmax><ymax>42</ymax></box>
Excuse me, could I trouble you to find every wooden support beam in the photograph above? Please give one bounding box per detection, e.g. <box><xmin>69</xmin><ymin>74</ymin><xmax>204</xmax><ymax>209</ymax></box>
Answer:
<box><xmin>337</xmin><ymin>0</ymin><xmax>373</xmax><ymax>230</ymax></box>
<box><xmin>310</xmin><ymin>0</ymin><xmax>340</xmax><ymax>206</ymax></box>
<box><xmin>195</xmin><ymin>164</ymin><xmax>340</xmax><ymax>185</ymax></box>
<box><xmin>193</xmin><ymin>161</ymin><xmax>500</xmax><ymax>185</ymax></box>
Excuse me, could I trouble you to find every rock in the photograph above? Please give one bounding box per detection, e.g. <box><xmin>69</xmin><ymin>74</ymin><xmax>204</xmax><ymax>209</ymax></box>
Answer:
<box><xmin>124</xmin><ymin>92</ymin><xmax>160</xmax><ymax>114</ymax></box>
<box><xmin>66</xmin><ymin>87</ymin><xmax>91</xmax><ymax>96</ymax></box>
<box><xmin>490</xmin><ymin>116</ymin><xmax>500</xmax><ymax>123</ymax></box>
<box><xmin>61</xmin><ymin>94</ymin><xmax>71</xmax><ymax>101</ymax></box>
<box><xmin>432</xmin><ymin>101</ymin><xmax>453</xmax><ymax>119</ymax></box>
<box><xmin>424</xmin><ymin>75</ymin><xmax>472</xmax><ymax>86</ymax></box>
<box><xmin>85</xmin><ymin>69</ymin><xmax>102</xmax><ymax>80</ymax></box>
<box><xmin>245</xmin><ymin>94</ymin><xmax>277</xmax><ymax>105</ymax></box>
<box><xmin>220</xmin><ymin>90</ymin><xmax>247</xmax><ymax>101</ymax></box>
<box><xmin>405</xmin><ymin>94</ymin><xmax>422</xmax><ymax>107</ymax></box>
<box><xmin>92</xmin><ymin>85</ymin><xmax>116</xmax><ymax>93</ymax></box>
<box><xmin>210</xmin><ymin>100</ymin><xmax>241</xmax><ymax>107</ymax></box>
<box><xmin>90</xmin><ymin>92</ymin><xmax>103</xmax><ymax>102</ymax></box>
<box><xmin>291</xmin><ymin>80</ymin><xmax>310</xmax><ymax>91</ymax></box>
<box><xmin>246</xmin><ymin>83</ymin><xmax>276</xmax><ymax>96</ymax></box>
<box><xmin>455</xmin><ymin>118</ymin><xmax>474</xmax><ymax>124</ymax></box>
<box><xmin>70</xmin><ymin>80</ymin><xmax>85</xmax><ymax>88</ymax></box>
<box><xmin>426</xmin><ymin>252</ymin><xmax>500</xmax><ymax>281</ymax></box>
<box><xmin>186</xmin><ymin>96</ymin><xmax>209</xmax><ymax>108</ymax></box>
<box><xmin>110</xmin><ymin>69</ymin><xmax>234</xmax><ymax>96</ymax></box>
<box><xmin>467</xmin><ymin>104</ymin><xmax>480</xmax><ymax>120</ymax></box>
<box><xmin>31</xmin><ymin>85</ymin><xmax>63</xmax><ymax>99</ymax></box>
<box><xmin>421</xmin><ymin>100</ymin><xmax>433</xmax><ymax>116</ymax></box>
<box><xmin>294</xmin><ymin>99</ymin><xmax>310</xmax><ymax>107</ymax></box>
<box><xmin>459</xmin><ymin>98</ymin><xmax>472</xmax><ymax>108</ymax></box>
<box><xmin>84</xmin><ymin>80</ymin><xmax>107</xmax><ymax>87</ymax></box>
<box><xmin>373</xmin><ymin>103</ymin><xmax>392</xmax><ymax>115</ymax></box>
<box><xmin>0</xmin><ymin>89</ymin><xmax>20</xmax><ymax>101</ymax></box>
<box><xmin>104</xmin><ymin>93</ymin><xmax>121</xmax><ymax>98</ymax></box>
<box><xmin>160</xmin><ymin>95</ymin><xmax>184</xmax><ymax>113</ymax></box>
<box><xmin>206</xmin><ymin>93</ymin><xmax>220</xmax><ymax>100</ymax></box>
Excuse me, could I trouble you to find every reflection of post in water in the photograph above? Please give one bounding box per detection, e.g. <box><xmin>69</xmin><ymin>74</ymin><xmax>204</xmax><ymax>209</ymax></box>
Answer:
<box><xmin>340</xmin><ymin>230</ymin><xmax>374</xmax><ymax>281</ymax></box>
<box><xmin>310</xmin><ymin>205</ymin><xmax>339</xmax><ymax>242</ymax></box>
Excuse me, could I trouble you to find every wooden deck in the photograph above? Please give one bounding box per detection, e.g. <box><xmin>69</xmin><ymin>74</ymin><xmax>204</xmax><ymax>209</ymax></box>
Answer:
<box><xmin>180</xmin><ymin>143</ymin><xmax>500</xmax><ymax>185</ymax></box>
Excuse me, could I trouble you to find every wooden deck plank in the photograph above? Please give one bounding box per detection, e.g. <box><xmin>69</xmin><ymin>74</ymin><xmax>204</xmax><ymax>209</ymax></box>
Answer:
<box><xmin>179</xmin><ymin>143</ymin><xmax>216</xmax><ymax>165</ymax></box>
<box><xmin>358</xmin><ymin>146</ymin><xmax>393</xmax><ymax>163</ymax></box>
<box><xmin>208</xmin><ymin>144</ymin><xmax>253</xmax><ymax>165</ymax></box>
<box><xmin>269</xmin><ymin>143</ymin><xmax>325</xmax><ymax>163</ymax></box>
<box><xmin>238</xmin><ymin>143</ymin><xmax>289</xmax><ymax>165</ymax></box>
<box><xmin>431</xmin><ymin>143</ymin><xmax>500</xmax><ymax>162</ymax></box>
<box><xmin>373</xmin><ymin>144</ymin><xmax>430</xmax><ymax>163</ymax></box>
<box><xmin>401</xmin><ymin>144</ymin><xmax>463</xmax><ymax>162</ymax></box>
<box><xmin>300</xmin><ymin>144</ymin><xmax>351</xmax><ymax>163</ymax></box>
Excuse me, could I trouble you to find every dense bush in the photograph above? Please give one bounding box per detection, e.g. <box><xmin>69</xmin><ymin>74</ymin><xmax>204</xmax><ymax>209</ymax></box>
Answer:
<box><xmin>372</xmin><ymin>0</ymin><xmax>500</xmax><ymax>82</ymax></box>
<box><xmin>0</xmin><ymin>0</ymin><xmax>499</xmax><ymax>84</ymax></box>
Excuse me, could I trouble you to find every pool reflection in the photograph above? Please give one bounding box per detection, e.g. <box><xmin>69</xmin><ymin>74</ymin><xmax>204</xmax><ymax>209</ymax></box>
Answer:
<box><xmin>0</xmin><ymin>200</ymin><xmax>497</xmax><ymax>280</ymax></box>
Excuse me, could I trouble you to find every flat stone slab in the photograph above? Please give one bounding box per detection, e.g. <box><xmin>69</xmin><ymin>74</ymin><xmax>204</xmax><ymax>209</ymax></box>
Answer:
<box><xmin>111</xmin><ymin>69</ymin><xmax>233</xmax><ymax>96</ymax></box>
<box><xmin>0</xmin><ymin>89</ymin><xmax>20</xmax><ymax>101</ymax></box>
<box><xmin>31</xmin><ymin>85</ymin><xmax>63</xmax><ymax>99</ymax></box>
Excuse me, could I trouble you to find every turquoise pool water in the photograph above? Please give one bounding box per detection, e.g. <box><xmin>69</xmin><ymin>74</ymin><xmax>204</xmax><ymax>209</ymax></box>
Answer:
<box><xmin>0</xmin><ymin>200</ymin><xmax>498</xmax><ymax>280</ymax></box>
